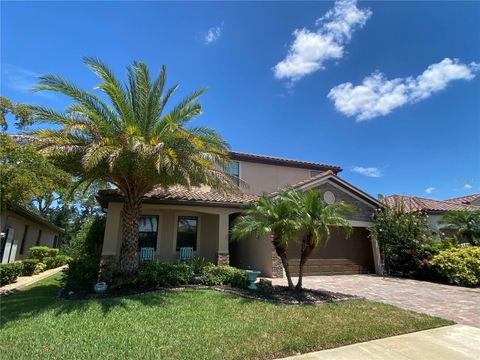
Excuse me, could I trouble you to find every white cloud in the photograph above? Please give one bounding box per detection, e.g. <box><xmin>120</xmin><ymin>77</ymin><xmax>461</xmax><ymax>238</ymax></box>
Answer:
<box><xmin>273</xmin><ymin>0</ymin><xmax>371</xmax><ymax>82</ymax></box>
<box><xmin>352</xmin><ymin>166</ymin><xmax>382</xmax><ymax>177</ymax></box>
<box><xmin>464</xmin><ymin>184</ymin><xmax>472</xmax><ymax>189</ymax></box>
<box><xmin>204</xmin><ymin>23</ymin><xmax>223</xmax><ymax>45</ymax></box>
<box><xmin>328</xmin><ymin>58</ymin><xmax>480</xmax><ymax>121</ymax></box>
<box><xmin>1</xmin><ymin>63</ymin><xmax>54</xmax><ymax>98</ymax></box>
<box><xmin>425</xmin><ymin>187</ymin><xmax>436</xmax><ymax>194</ymax></box>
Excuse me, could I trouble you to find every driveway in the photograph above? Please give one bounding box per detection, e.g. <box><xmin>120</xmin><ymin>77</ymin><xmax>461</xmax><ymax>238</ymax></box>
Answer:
<box><xmin>271</xmin><ymin>275</ymin><xmax>480</xmax><ymax>327</ymax></box>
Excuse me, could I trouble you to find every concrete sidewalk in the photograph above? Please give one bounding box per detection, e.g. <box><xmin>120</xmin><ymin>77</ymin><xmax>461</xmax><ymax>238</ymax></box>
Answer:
<box><xmin>0</xmin><ymin>265</ymin><xmax>66</xmax><ymax>297</ymax></box>
<box><xmin>280</xmin><ymin>325</ymin><xmax>480</xmax><ymax>360</ymax></box>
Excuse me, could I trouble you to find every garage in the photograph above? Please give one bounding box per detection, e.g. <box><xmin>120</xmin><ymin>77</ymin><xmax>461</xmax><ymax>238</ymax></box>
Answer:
<box><xmin>286</xmin><ymin>227</ymin><xmax>376</xmax><ymax>275</ymax></box>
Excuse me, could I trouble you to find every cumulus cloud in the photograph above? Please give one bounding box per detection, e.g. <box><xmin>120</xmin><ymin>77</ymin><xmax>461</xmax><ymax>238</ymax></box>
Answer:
<box><xmin>204</xmin><ymin>23</ymin><xmax>223</xmax><ymax>45</ymax></box>
<box><xmin>425</xmin><ymin>187</ymin><xmax>436</xmax><ymax>194</ymax></box>
<box><xmin>352</xmin><ymin>166</ymin><xmax>382</xmax><ymax>177</ymax></box>
<box><xmin>328</xmin><ymin>58</ymin><xmax>480</xmax><ymax>121</ymax></box>
<box><xmin>273</xmin><ymin>0</ymin><xmax>371</xmax><ymax>82</ymax></box>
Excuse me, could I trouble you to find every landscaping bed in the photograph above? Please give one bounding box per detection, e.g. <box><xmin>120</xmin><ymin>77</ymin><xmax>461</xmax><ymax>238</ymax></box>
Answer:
<box><xmin>1</xmin><ymin>273</ymin><xmax>453</xmax><ymax>360</ymax></box>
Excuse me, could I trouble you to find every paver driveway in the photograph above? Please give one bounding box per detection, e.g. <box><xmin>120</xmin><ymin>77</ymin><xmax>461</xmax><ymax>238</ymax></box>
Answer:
<box><xmin>271</xmin><ymin>275</ymin><xmax>480</xmax><ymax>327</ymax></box>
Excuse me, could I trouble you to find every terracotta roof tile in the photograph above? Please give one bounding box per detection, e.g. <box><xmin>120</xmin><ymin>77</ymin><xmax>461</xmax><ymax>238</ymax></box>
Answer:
<box><xmin>383</xmin><ymin>195</ymin><xmax>480</xmax><ymax>212</ymax></box>
<box><xmin>444</xmin><ymin>194</ymin><xmax>480</xmax><ymax>205</ymax></box>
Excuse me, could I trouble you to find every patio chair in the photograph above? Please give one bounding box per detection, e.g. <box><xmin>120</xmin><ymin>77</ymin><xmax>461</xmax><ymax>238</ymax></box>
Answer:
<box><xmin>139</xmin><ymin>247</ymin><xmax>155</xmax><ymax>262</ymax></box>
<box><xmin>179</xmin><ymin>247</ymin><xmax>193</xmax><ymax>262</ymax></box>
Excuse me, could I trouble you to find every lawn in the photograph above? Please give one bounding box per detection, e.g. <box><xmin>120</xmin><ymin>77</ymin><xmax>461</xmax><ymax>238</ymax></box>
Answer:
<box><xmin>1</xmin><ymin>274</ymin><xmax>452</xmax><ymax>360</ymax></box>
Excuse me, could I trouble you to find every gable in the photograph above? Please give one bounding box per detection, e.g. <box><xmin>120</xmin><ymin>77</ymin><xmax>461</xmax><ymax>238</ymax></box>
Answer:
<box><xmin>308</xmin><ymin>181</ymin><xmax>378</xmax><ymax>223</ymax></box>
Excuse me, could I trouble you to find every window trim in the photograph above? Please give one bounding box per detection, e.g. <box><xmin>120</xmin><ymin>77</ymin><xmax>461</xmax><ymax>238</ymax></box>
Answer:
<box><xmin>174</xmin><ymin>213</ymin><xmax>200</xmax><ymax>253</ymax></box>
<box><xmin>138</xmin><ymin>215</ymin><xmax>160</xmax><ymax>251</ymax></box>
<box><xmin>224</xmin><ymin>160</ymin><xmax>240</xmax><ymax>186</ymax></box>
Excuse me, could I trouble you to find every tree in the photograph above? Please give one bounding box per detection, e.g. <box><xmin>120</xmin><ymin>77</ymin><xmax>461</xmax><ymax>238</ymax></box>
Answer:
<box><xmin>0</xmin><ymin>134</ymin><xmax>71</xmax><ymax>210</ymax></box>
<box><xmin>0</xmin><ymin>96</ymin><xmax>33</xmax><ymax>131</ymax></box>
<box><xmin>440</xmin><ymin>211</ymin><xmax>480</xmax><ymax>246</ymax></box>
<box><xmin>27</xmin><ymin>58</ymin><xmax>234</xmax><ymax>274</ymax></box>
<box><xmin>290</xmin><ymin>190</ymin><xmax>353</xmax><ymax>291</ymax></box>
<box><xmin>231</xmin><ymin>191</ymin><xmax>298</xmax><ymax>290</ymax></box>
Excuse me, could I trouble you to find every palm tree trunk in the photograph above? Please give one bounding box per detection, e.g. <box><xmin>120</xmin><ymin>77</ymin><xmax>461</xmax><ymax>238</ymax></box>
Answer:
<box><xmin>296</xmin><ymin>235</ymin><xmax>315</xmax><ymax>291</ymax></box>
<box><xmin>119</xmin><ymin>196</ymin><xmax>142</xmax><ymax>274</ymax></box>
<box><xmin>272</xmin><ymin>237</ymin><xmax>294</xmax><ymax>290</ymax></box>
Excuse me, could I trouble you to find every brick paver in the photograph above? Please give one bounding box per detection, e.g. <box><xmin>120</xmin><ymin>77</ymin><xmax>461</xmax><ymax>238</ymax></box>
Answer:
<box><xmin>271</xmin><ymin>275</ymin><xmax>480</xmax><ymax>327</ymax></box>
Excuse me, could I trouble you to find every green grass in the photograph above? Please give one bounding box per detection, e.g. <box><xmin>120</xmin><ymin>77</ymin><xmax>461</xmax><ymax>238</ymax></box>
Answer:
<box><xmin>1</xmin><ymin>274</ymin><xmax>452</xmax><ymax>360</ymax></box>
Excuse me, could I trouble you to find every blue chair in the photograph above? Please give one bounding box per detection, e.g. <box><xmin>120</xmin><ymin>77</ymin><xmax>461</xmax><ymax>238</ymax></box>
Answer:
<box><xmin>140</xmin><ymin>247</ymin><xmax>155</xmax><ymax>262</ymax></box>
<box><xmin>179</xmin><ymin>247</ymin><xmax>193</xmax><ymax>262</ymax></box>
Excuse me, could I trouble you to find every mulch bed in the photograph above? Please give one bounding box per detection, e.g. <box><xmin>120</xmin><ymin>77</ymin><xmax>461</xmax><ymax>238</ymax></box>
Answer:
<box><xmin>58</xmin><ymin>283</ymin><xmax>360</xmax><ymax>304</ymax></box>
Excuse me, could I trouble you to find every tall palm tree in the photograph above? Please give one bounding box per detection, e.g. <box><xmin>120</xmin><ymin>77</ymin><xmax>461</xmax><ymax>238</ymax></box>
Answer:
<box><xmin>290</xmin><ymin>190</ymin><xmax>353</xmax><ymax>291</ymax></box>
<box><xmin>230</xmin><ymin>191</ymin><xmax>298</xmax><ymax>290</ymax></box>
<box><xmin>27</xmin><ymin>57</ymin><xmax>234</xmax><ymax>273</ymax></box>
<box><xmin>440</xmin><ymin>211</ymin><xmax>480</xmax><ymax>246</ymax></box>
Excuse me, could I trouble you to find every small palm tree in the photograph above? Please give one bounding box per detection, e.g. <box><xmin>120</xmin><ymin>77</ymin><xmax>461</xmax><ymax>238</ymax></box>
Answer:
<box><xmin>27</xmin><ymin>58</ymin><xmax>234</xmax><ymax>274</ymax></box>
<box><xmin>230</xmin><ymin>191</ymin><xmax>298</xmax><ymax>290</ymax></box>
<box><xmin>291</xmin><ymin>190</ymin><xmax>353</xmax><ymax>291</ymax></box>
<box><xmin>440</xmin><ymin>211</ymin><xmax>480</xmax><ymax>246</ymax></box>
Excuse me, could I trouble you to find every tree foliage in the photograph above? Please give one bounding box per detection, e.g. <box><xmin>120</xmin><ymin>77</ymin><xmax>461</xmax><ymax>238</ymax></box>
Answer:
<box><xmin>440</xmin><ymin>211</ymin><xmax>480</xmax><ymax>246</ymax></box>
<box><xmin>0</xmin><ymin>96</ymin><xmax>33</xmax><ymax>131</ymax></box>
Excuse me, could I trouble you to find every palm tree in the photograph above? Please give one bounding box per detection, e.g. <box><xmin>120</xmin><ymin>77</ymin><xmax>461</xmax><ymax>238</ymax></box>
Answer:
<box><xmin>440</xmin><ymin>211</ymin><xmax>480</xmax><ymax>246</ymax></box>
<box><xmin>27</xmin><ymin>57</ymin><xmax>234</xmax><ymax>274</ymax></box>
<box><xmin>230</xmin><ymin>191</ymin><xmax>298</xmax><ymax>290</ymax></box>
<box><xmin>291</xmin><ymin>190</ymin><xmax>353</xmax><ymax>291</ymax></box>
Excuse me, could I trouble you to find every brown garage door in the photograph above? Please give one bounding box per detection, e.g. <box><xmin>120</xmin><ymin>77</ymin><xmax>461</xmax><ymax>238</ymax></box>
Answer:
<box><xmin>287</xmin><ymin>227</ymin><xmax>375</xmax><ymax>276</ymax></box>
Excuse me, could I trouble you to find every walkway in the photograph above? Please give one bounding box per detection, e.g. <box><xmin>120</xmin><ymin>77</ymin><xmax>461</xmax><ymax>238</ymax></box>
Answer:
<box><xmin>0</xmin><ymin>265</ymin><xmax>66</xmax><ymax>297</ymax></box>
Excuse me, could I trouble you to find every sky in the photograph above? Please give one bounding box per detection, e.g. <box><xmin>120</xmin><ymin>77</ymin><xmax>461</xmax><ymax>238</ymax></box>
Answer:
<box><xmin>2</xmin><ymin>1</ymin><xmax>479</xmax><ymax>200</ymax></box>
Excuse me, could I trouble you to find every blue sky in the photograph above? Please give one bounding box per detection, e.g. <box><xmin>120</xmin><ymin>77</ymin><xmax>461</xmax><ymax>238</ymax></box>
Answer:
<box><xmin>2</xmin><ymin>1</ymin><xmax>479</xmax><ymax>200</ymax></box>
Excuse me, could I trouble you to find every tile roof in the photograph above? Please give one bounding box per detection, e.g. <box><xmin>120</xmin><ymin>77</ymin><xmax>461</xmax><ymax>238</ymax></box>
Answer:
<box><xmin>444</xmin><ymin>194</ymin><xmax>480</xmax><ymax>205</ymax></box>
<box><xmin>229</xmin><ymin>151</ymin><xmax>342</xmax><ymax>172</ymax></box>
<box><xmin>98</xmin><ymin>186</ymin><xmax>258</xmax><ymax>206</ymax></box>
<box><xmin>383</xmin><ymin>195</ymin><xmax>480</xmax><ymax>213</ymax></box>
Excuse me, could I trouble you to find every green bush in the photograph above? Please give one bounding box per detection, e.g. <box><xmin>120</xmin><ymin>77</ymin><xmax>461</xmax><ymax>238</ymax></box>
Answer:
<box><xmin>28</xmin><ymin>246</ymin><xmax>59</xmax><ymax>261</ymax></box>
<box><xmin>35</xmin><ymin>262</ymin><xmax>46</xmax><ymax>274</ymax></box>
<box><xmin>432</xmin><ymin>247</ymin><xmax>480</xmax><ymax>287</ymax></box>
<box><xmin>63</xmin><ymin>257</ymin><xmax>101</xmax><ymax>291</ymax></box>
<box><xmin>136</xmin><ymin>261</ymin><xmax>193</xmax><ymax>288</ymax></box>
<box><xmin>0</xmin><ymin>262</ymin><xmax>23</xmax><ymax>286</ymax></box>
<box><xmin>186</xmin><ymin>257</ymin><xmax>212</xmax><ymax>274</ymax></box>
<box><xmin>21</xmin><ymin>259</ymin><xmax>40</xmax><ymax>276</ymax></box>
<box><xmin>201</xmin><ymin>264</ymin><xmax>249</xmax><ymax>288</ymax></box>
<box><xmin>44</xmin><ymin>255</ymin><xmax>72</xmax><ymax>269</ymax></box>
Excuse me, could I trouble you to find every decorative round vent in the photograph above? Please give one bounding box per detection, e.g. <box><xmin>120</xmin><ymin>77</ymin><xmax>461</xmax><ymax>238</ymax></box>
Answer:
<box><xmin>323</xmin><ymin>191</ymin><xmax>335</xmax><ymax>204</ymax></box>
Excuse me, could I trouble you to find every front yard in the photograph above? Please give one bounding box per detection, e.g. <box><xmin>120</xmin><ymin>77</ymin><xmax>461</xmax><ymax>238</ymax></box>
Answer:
<box><xmin>1</xmin><ymin>274</ymin><xmax>452</xmax><ymax>360</ymax></box>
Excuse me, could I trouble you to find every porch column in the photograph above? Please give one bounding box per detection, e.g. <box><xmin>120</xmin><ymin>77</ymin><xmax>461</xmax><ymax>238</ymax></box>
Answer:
<box><xmin>215</xmin><ymin>213</ymin><xmax>229</xmax><ymax>265</ymax></box>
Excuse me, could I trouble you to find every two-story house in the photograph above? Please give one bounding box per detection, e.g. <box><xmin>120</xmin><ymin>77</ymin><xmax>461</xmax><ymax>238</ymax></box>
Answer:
<box><xmin>97</xmin><ymin>151</ymin><xmax>383</xmax><ymax>277</ymax></box>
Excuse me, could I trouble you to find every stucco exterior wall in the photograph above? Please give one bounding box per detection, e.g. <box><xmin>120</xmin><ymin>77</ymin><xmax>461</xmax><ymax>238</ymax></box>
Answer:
<box><xmin>1</xmin><ymin>210</ymin><xmax>61</xmax><ymax>261</ymax></box>
<box><xmin>238</xmin><ymin>161</ymin><xmax>313</xmax><ymax>194</ymax></box>
<box><xmin>229</xmin><ymin>234</ymin><xmax>273</xmax><ymax>276</ymax></box>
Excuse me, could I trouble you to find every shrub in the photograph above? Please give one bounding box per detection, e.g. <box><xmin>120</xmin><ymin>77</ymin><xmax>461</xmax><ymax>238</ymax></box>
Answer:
<box><xmin>370</xmin><ymin>203</ymin><xmax>431</xmax><ymax>276</ymax></box>
<box><xmin>28</xmin><ymin>246</ymin><xmax>59</xmax><ymax>261</ymax></box>
<box><xmin>187</xmin><ymin>257</ymin><xmax>212</xmax><ymax>274</ymax></box>
<box><xmin>0</xmin><ymin>262</ymin><xmax>23</xmax><ymax>286</ymax></box>
<box><xmin>201</xmin><ymin>264</ymin><xmax>249</xmax><ymax>288</ymax></box>
<box><xmin>21</xmin><ymin>259</ymin><xmax>40</xmax><ymax>276</ymax></box>
<box><xmin>43</xmin><ymin>255</ymin><xmax>72</xmax><ymax>269</ymax></box>
<box><xmin>35</xmin><ymin>262</ymin><xmax>47</xmax><ymax>274</ymax></box>
<box><xmin>432</xmin><ymin>247</ymin><xmax>480</xmax><ymax>287</ymax></box>
<box><xmin>136</xmin><ymin>261</ymin><xmax>193</xmax><ymax>288</ymax></box>
<box><xmin>63</xmin><ymin>257</ymin><xmax>101</xmax><ymax>291</ymax></box>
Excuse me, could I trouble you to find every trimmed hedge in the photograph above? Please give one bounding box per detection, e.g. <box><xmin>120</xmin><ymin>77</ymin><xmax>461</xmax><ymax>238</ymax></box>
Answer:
<box><xmin>136</xmin><ymin>261</ymin><xmax>193</xmax><ymax>288</ymax></box>
<box><xmin>432</xmin><ymin>247</ymin><xmax>480</xmax><ymax>287</ymax></box>
<box><xmin>28</xmin><ymin>246</ymin><xmax>59</xmax><ymax>261</ymax></box>
<box><xmin>21</xmin><ymin>259</ymin><xmax>41</xmax><ymax>276</ymax></box>
<box><xmin>201</xmin><ymin>264</ymin><xmax>249</xmax><ymax>288</ymax></box>
<box><xmin>0</xmin><ymin>262</ymin><xmax>23</xmax><ymax>286</ymax></box>
<box><xmin>43</xmin><ymin>255</ymin><xmax>72</xmax><ymax>270</ymax></box>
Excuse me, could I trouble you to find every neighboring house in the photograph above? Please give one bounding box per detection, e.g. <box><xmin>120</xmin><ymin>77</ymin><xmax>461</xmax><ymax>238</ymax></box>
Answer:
<box><xmin>382</xmin><ymin>195</ymin><xmax>479</xmax><ymax>237</ymax></box>
<box><xmin>97</xmin><ymin>151</ymin><xmax>384</xmax><ymax>277</ymax></box>
<box><xmin>0</xmin><ymin>205</ymin><xmax>64</xmax><ymax>264</ymax></box>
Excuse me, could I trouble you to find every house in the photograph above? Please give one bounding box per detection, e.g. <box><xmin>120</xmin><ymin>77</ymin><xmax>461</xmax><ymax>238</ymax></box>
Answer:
<box><xmin>0</xmin><ymin>205</ymin><xmax>64</xmax><ymax>264</ymax></box>
<box><xmin>382</xmin><ymin>195</ymin><xmax>479</xmax><ymax>237</ymax></box>
<box><xmin>97</xmin><ymin>151</ymin><xmax>384</xmax><ymax>277</ymax></box>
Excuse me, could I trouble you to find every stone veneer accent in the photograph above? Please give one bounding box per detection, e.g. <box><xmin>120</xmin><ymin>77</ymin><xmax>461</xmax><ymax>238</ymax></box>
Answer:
<box><xmin>215</xmin><ymin>252</ymin><xmax>230</xmax><ymax>266</ymax></box>
<box><xmin>98</xmin><ymin>255</ymin><xmax>117</xmax><ymax>282</ymax></box>
<box><xmin>271</xmin><ymin>247</ymin><xmax>284</xmax><ymax>278</ymax></box>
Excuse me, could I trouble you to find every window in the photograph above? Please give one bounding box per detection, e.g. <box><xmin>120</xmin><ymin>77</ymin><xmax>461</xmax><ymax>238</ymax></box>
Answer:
<box><xmin>176</xmin><ymin>216</ymin><xmax>198</xmax><ymax>251</ymax></box>
<box><xmin>19</xmin><ymin>225</ymin><xmax>29</xmax><ymax>255</ymax></box>
<box><xmin>310</xmin><ymin>170</ymin><xmax>322</xmax><ymax>177</ymax></box>
<box><xmin>138</xmin><ymin>216</ymin><xmax>159</xmax><ymax>251</ymax></box>
<box><xmin>53</xmin><ymin>235</ymin><xmax>59</xmax><ymax>248</ymax></box>
<box><xmin>35</xmin><ymin>230</ymin><xmax>42</xmax><ymax>246</ymax></box>
<box><xmin>223</xmin><ymin>161</ymin><xmax>240</xmax><ymax>186</ymax></box>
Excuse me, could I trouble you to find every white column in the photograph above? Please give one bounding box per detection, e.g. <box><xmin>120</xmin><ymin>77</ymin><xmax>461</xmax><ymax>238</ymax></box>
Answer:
<box><xmin>216</xmin><ymin>212</ymin><xmax>230</xmax><ymax>265</ymax></box>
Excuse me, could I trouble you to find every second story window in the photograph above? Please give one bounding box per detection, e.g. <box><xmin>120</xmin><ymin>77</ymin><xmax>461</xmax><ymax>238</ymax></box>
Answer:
<box><xmin>310</xmin><ymin>170</ymin><xmax>322</xmax><ymax>177</ymax></box>
<box><xmin>224</xmin><ymin>161</ymin><xmax>240</xmax><ymax>186</ymax></box>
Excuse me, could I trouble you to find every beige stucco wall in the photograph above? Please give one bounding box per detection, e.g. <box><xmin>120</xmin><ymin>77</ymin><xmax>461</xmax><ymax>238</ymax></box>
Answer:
<box><xmin>102</xmin><ymin>202</ymin><xmax>239</xmax><ymax>262</ymax></box>
<box><xmin>1</xmin><ymin>210</ymin><xmax>60</xmax><ymax>261</ymax></box>
<box><xmin>229</xmin><ymin>234</ymin><xmax>273</xmax><ymax>276</ymax></box>
<box><xmin>238</xmin><ymin>161</ymin><xmax>313</xmax><ymax>194</ymax></box>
